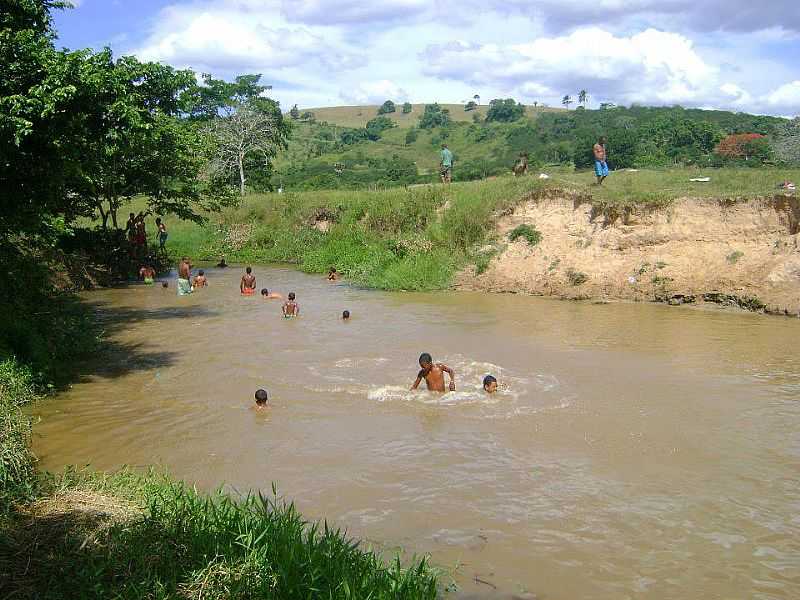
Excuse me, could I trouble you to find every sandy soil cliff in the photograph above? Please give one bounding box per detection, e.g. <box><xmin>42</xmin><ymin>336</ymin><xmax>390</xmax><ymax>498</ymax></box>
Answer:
<box><xmin>457</xmin><ymin>194</ymin><xmax>800</xmax><ymax>314</ymax></box>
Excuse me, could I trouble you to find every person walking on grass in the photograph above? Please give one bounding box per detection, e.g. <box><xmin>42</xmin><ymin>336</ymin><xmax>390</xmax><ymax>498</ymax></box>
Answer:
<box><xmin>593</xmin><ymin>136</ymin><xmax>609</xmax><ymax>185</ymax></box>
<box><xmin>440</xmin><ymin>144</ymin><xmax>454</xmax><ymax>184</ymax></box>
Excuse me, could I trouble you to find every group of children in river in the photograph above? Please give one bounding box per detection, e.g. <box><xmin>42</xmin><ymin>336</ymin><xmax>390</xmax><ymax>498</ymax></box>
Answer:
<box><xmin>139</xmin><ymin>259</ymin><xmax>499</xmax><ymax>409</ymax></box>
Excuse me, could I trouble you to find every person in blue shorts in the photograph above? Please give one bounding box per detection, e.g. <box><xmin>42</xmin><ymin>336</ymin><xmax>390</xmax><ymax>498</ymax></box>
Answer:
<box><xmin>593</xmin><ymin>136</ymin><xmax>609</xmax><ymax>185</ymax></box>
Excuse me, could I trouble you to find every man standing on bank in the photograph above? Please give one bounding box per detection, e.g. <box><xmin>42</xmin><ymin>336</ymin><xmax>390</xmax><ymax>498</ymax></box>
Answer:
<box><xmin>593</xmin><ymin>136</ymin><xmax>609</xmax><ymax>185</ymax></box>
<box><xmin>440</xmin><ymin>144</ymin><xmax>454</xmax><ymax>184</ymax></box>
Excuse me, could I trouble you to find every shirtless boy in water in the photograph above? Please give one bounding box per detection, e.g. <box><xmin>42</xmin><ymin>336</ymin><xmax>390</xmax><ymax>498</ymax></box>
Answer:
<box><xmin>240</xmin><ymin>266</ymin><xmax>256</xmax><ymax>294</ymax></box>
<box><xmin>192</xmin><ymin>270</ymin><xmax>207</xmax><ymax>288</ymax></box>
<box><xmin>282</xmin><ymin>292</ymin><xmax>299</xmax><ymax>317</ymax></box>
<box><xmin>411</xmin><ymin>353</ymin><xmax>455</xmax><ymax>392</ymax></box>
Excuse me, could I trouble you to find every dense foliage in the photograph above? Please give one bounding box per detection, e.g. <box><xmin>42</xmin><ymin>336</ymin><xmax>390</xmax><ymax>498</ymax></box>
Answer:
<box><xmin>377</xmin><ymin>99</ymin><xmax>396</xmax><ymax>114</ymax></box>
<box><xmin>418</xmin><ymin>103</ymin><xmax>451</xmax><ymax>129</ymax></box>
<box><xmin>486</xmin><ymin>98</ymin><xmax>525</xmax><ymax>122</ymax></box>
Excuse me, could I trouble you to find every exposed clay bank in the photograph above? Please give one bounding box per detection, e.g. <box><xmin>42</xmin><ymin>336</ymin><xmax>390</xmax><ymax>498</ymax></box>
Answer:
<box><xmin>459</xmin><ymin>195</ymin><xmax>800</xmax><ymax>315</ymax></box>
<box><xmin>31</xmin><ymin>267</ymin><xmax>800</xmax><ymax>599</ymax></box>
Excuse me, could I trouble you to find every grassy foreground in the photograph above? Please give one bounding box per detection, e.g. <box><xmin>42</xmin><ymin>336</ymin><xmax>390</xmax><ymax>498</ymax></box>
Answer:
<box><xmin>0</xmin><ymin>358</ymin><xmax>438</xmax><ymax>599</ymax></box>
<box><xmin>163</xmin><ymin>167</ymin><xmax>800</xmax><ymax>291</ymax></box>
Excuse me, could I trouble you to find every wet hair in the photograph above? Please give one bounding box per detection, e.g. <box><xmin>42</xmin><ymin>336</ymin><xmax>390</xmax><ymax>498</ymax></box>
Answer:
<box><xmin>288</xmin><ymin>292</ymin><xmax>295</xmax><ymax>300</ymax></box>
<box><xmin>162</xmin><ymin>281</ymin><xmax>169</xmax><ymax>288</ymax></box>
<box><xmin>198</xmin><ymin>269</ymin><xmax>204</xmax><ymax>276</ymax></box>
<box><xmin>419</xmin><ymin>352</ymin><xmax>432</xmax><ymax>365</ymax></box>
<box><xmin>246</xmin><ymin>266</ymin><xmax>252</xmax><ymax>274</ymax></box>
<box><xmin>342</xmin><ymin>310</ymin><xmax>350</xmax><ymax>319</ymax></box>
<box><xmin>254</xmin><ymin>389</ymin><xmax>268</xmax><ymax>404</ymax></box>
<box><xmin>261</xmin><ymin>288</ymin><xmax>269</xmax><ymax>296</ymax></box>
<box><xmin>483</xmin><ymin>375</ymin><xmax>497</xmax><ymax>388</ymax></box>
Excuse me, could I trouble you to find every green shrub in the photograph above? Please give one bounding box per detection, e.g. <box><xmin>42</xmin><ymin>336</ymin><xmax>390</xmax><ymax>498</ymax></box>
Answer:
<box><xmin>507</xmin><ymin>224</ymin><xmax>542</xmax><ymax>246</ymax></box>
<box><xmin>726</xmin><ymin>250</ymin><xmax>744</xmax><ymax>264</ymax></box>
<box><xmin>566</xmin><ymin>268</ymin><xmax>588</xmax><ymax>286</ymax></box>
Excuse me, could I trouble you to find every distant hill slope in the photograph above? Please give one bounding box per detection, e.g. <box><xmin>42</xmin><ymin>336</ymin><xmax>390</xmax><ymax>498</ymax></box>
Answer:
<box><xmin>271</xmin><ymin>104</ymin><xmax>792</xmax><ymax>191</ymax></box>
<box><xmin>299</xmin><ymin>104</ymin><xmax>562</xmax><ymax>128</ymax></box>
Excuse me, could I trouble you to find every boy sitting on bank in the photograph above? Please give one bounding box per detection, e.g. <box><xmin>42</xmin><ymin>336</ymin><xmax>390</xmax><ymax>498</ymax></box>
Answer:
<box><xmin>282</xmin><ymin>292</ymin><xmax>299</xmax><ymax>317</ymax></box>
<box><xmin>411</xmin><ymin>353</ymin><xmax>455</xmax><ymax>392</ymax></box>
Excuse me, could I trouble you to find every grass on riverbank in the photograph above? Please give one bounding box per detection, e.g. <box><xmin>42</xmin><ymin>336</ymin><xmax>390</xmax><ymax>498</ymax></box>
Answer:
<box><xmin>0</xmin><ymin>358</ymin><xmax>439</xmax><ymax>599</ymax></box>
<box><xmin>160</xmin><ymin>167</ymin><xmax>800</xmax><ymax>291</ymax></box>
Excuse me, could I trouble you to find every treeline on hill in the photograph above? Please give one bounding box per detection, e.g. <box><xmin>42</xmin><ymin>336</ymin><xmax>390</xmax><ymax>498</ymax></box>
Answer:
<box><xmin>277</xmin><ymin>99</ymin><xmax>800</xmax><ymax>190</ymax></box>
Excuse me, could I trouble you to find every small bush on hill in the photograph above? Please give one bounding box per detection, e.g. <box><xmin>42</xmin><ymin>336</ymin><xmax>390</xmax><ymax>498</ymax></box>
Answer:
<box><xmin>464</xmin><ymin>101</ymin><xmax>477</xmax><ymax>111</ymax></box>
<box><xmin>377</xmin><ymin>100</ymin><xmax>396</xmax><ymax>115</ymax></box>
<box><xmin>419</xmin><ymin>103</ymin><xmax>450</xmax><ymax>129</ymax></box>
<box><xmin>566</xmin><ymin>268</ymin><xmax>588</xmax><ymax>286</ymax></box>
<box><xmin>508</xmin><ymin>224</ymin><xmax>542</xmax><ymax>246</ymax></box>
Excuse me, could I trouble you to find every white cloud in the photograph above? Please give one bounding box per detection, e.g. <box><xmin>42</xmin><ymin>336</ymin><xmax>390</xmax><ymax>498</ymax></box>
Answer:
<box><xmin>134</xmin><ymin>2</ymin><xmax>363</xmax><ymax>74</ymax></box>
<box><xmin>422</xmin><ymin>28</ymin><xmax>717</xmax><ymax>107</ymax></box>
<box><xmin>340</xmin><ymin>80</ymin><xmax>409</xmax><ymax>104</ymax></box>
<box><xmin>765</xmin><ymin>81</ymin><xmax>800</xmax><ymax>113</ymax></box>
<box><xmin>281</xmin><ymin>0</ymin><xmax>428</xmax><ymax>25</ymax></box>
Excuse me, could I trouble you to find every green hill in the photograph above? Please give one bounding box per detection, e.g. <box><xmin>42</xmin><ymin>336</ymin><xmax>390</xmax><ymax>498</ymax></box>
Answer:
<box><xmin>271</xmin><ymin>103</ymin><xmax>795</xmax><ymax>191</ymax></box>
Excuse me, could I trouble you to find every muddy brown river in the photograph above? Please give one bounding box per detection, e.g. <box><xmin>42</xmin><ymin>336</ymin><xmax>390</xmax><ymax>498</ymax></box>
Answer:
<box><xmin>31</xmin><ymin>266</ymin><xmax>800</xmax><ymax>599</ymax></box>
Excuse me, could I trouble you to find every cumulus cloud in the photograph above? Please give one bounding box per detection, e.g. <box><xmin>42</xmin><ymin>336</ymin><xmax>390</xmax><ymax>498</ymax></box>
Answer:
<box><xmin>134</xmin><ymin>1</ymin><xmax>363</xmax><ymax>74</ymax></box>
<box><xmin>281</xmin><ymin>0</ymin><xmax>428</xmax><ymax>25</ymax></box>
<box><xmin>423</xmin><ymin>28</ymin><xmax>718</xmax><ymax>107</ymax></box>
<box><xmin>340</xmin><ymin>80</ymin><xmax>409</xmax><ymax>104</ymax></box>
<box><xmin>764</xmin><ymin>81</ymin><xmax>800</xmax><ymax>114</ymax></box>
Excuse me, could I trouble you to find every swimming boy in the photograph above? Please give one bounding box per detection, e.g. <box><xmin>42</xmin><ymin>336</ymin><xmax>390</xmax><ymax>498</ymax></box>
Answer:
<box><xmin>240</xmin><ymin>266</ymin><xmax>256</xmax><ymax>295</ymax></box>
<box><xmin>282</xmin><ymin>292</ymin><xmax>299</xmax><ymax>317</ymax></box>
<box><xmin>261</xmin><ymin>288</ymin><xmax>282</xmax><ymax>299</ymax></box>
<box><xmin>411</xmin><ymin>353</ymin><xmax>455</xmax><ymax>392</ymax></box>
<box><xmin>342</xmin><ymin>310</ymin><xmax>350</xmax><ymax>320</ymax></box>
<box><xmin>217</xmin><ymin>257</ymin><xmax>228</xmax><ymax>268</ymax></box>
<box><xmin>193</xmin><ymin>270</ymin><xmax>207</xmax><ymax>288</ymax></box>
<box><xmin>139</xmin><ymin>264</ymin><xmax>156</xmax><ymax>284</ymax></box>
<box><xmin>328</xmin><ymin>267</ymin><xmax>338</xmax><ymax>281</ymax></box>
<box><xmin>483</xmin><ymin>375</ymin><xmax>498</xmax><ymax>394</ymax></box>
<box><xmin>254</xmin><ymin>389</ymin><xmax>269</xmax><ymax>410</ymax></box>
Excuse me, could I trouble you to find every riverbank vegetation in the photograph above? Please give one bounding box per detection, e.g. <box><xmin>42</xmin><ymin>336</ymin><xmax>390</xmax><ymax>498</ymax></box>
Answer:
<box><xmin>162</xmin><ymin>166</ymin><xmax>800</xmax><ymax>291</ymax></box>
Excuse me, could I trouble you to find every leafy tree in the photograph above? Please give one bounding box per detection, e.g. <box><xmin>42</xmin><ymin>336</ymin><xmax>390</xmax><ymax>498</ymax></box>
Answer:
<box><xmin>300</xmin><ymin>111</ymin><xmax>315</xmax><ymax>121</ymax></box>
<box><xmin>377</xmin><ymin>100</ymin><xmax>396</xmax><ymax>115</ymax></box>
<box><xmin>562</xmin><ymin>95</ymin><xmax>573</xmax><ymax>110</ymax></box>
<box><xmin>464</xmin><ymin>101</ymin><xmax>478</xmax><ymax>112</ymax></box>
<box><xmin>714</xmin><ymin>133</ymin><xmax>765</xmax><ymax>160</ymax></box>
<box><xmin>578</xmin><ymin>90</ymin><xmax>588</xmax><ymax>107</ymax></box>
<box><xmin>418</xmin><ymin>103</ymin><xmax>450</xmax><ymax>129</ymax></box>
<box><xmin>486</xmin><ymin>98</ymin><xmax>524</xmax><ymax>122</ymax></box>
<box><xmin>289</xmin><ymin>104</ymin><xmax>300</xmax><ymax>119</ymax></box>
<box><xmin>340</xmin><ymin>128</ymin><xmax>369</xmax><ymax>145</ymax></box>
<box><xmin>365</xmin><ymin>116</ymin><xmax>395</xmax><ymax>140</ymax></box>
<box><xmin>401</xmin><ymin>102</ymin><xmax>412</xmax><ymax>114</ymax></box>
<box><xmin>182</xmin><ymin>73</ymin><xmax>270</xmax><ymax>120</ymax></box>
<box><xmin>405</xmin><ymin>127</ymin><xmax>419</xmax><ymax>145</ymax></box>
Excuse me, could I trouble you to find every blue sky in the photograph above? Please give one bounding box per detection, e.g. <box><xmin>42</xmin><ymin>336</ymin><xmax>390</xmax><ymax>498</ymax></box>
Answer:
<box><xmin>55</xmin><ymin>0</ymin><xmax>800</xmax><ymax>116</ymax></box>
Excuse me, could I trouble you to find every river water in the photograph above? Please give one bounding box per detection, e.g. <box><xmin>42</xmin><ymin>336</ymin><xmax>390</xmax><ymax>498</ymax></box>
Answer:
<box><xmin>31</xmin><ymin>266</ymin><xmax>800</xmax><ymax>599</ymax></box>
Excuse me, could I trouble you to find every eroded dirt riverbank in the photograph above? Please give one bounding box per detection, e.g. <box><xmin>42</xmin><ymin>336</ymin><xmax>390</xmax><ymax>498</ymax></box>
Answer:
<box><xmin>458</xmin><ymin>194</ymin><xmax>800</xmax><ymax>315</ymax></box>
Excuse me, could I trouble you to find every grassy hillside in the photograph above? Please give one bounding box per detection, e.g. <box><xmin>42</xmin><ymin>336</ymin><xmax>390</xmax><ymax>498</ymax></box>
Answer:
<box><xmin>161</xmin><ymin>168</ymin><xmax>800</xmax><ymax>293</ymax></box>
<box><xmin>273</xmin><ymin>103</ymin><xmax>793</xmax><ymax>192</ymax></box>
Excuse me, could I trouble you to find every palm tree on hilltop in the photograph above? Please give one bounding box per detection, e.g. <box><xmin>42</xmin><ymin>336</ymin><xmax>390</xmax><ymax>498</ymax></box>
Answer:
<box><xmin>578</xmin><ymin>89</ymin><xmax>588</xmax><ymax>107</ymax></box>
<box><xmin>562</xmin><ymin>95</ymin><xmax>573</xmax><ymax>110</ymax></box>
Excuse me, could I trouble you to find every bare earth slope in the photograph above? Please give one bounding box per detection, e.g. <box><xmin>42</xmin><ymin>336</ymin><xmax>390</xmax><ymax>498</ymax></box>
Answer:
<box><xmin>457</xmin><ymin>194</ymin><xmax>800</xmax><ymax>314</ymax></box>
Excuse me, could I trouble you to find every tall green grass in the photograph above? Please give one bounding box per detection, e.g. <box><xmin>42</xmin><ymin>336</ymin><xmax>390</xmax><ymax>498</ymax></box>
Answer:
<box><xmin>4</xmin><ymin>469</ymin><xmax>437</xmax><ymax>599</ymax></box>
<box><xmin>0</xmin><ymin>359</ymin><xmax>38</xmax><ymax>511</ymax></box>
<box><xmin>168</xmin><ymin>176</ymin><xmax>552</xmax><ymax>290</ymax></box>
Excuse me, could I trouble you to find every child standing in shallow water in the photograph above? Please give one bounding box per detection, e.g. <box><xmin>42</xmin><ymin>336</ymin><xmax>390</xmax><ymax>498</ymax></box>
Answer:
<box><xmin>282</xmin><ymin>293</ymin><xmax>299</xmax><ymax>317</ymax></box>
<box><xmin>411</xmin><ymin>353</ymin><xmax>455</xmax><ymax>392</ymax></box>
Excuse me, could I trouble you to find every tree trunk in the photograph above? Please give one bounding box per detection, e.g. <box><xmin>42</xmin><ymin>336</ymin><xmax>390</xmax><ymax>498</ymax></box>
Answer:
<box><xmin>98</xmin><ymin>203</ymin><xmax>108</xmax><ymax>230</ymax></box>
<box><xmin>110</xmin><ymin>206</ymin><xmax>118</xmax><ymax>229</ymax></box>
<box><xmin>238</xmin><ymin>153</ymin><xmax>246</xmax><ymax>196</ymax></box>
